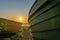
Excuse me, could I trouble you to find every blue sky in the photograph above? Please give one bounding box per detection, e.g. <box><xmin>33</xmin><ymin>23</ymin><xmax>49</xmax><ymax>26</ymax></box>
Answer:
<box><xmin>0</xmin><ymin>0</ymin><xmax>35</xmax><ymax>21</ymax></box>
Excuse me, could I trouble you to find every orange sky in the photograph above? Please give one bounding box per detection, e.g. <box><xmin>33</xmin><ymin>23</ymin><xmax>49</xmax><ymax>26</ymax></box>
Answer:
<box><xmin>9</xmin><ymin>16</ymin><xmax>28</xmax><ymax>24</ymax></box>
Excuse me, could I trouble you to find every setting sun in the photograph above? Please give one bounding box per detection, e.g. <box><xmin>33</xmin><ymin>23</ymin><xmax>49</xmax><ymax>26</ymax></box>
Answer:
<box><xmin>19</xmin><ymin>18</ymin><xmax>23</xmax><ymax>21</ymax></box>
<box><xmin>19</xmin><ymin>17</ymin><xmax>23</xmax><ymax>23</ymax></box>
<box><xmin>18</xmin><ymin>17</ymin><xmax>28</xmax><ymax>23</ymax></box>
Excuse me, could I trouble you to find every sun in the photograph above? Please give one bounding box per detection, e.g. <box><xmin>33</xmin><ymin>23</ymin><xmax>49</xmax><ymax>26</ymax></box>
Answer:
<box><xmin>19</xmin><ymin>18</ymin><xmax>23</xmax><ymax>23</ymax></box>
<box><xmin>19</xmin><ymin>18</ymin><xmax>23</xmax><ymax>21</ymax></box>
<box><xmin>18</xmin><ymin>17</ymin><xmax>28</xmax><ymax>23</ymax></box>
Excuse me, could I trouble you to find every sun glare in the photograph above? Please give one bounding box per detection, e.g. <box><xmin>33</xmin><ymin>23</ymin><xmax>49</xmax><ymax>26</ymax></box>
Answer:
<box><xmin>19</xmin><ymin>18</ymin><xmax>23</xmax><ymax>21</ymax></box>
<box><xmin>18</xmin><ymin>17</ymin><xmax>28</xmax><ymax>23</ymax></box>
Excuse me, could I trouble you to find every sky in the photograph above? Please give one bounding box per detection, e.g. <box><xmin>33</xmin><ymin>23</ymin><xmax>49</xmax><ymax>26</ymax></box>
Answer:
<box><xmin>0</xmin><ymin>0</ymin><xmax>35</xmax><ymax>23</ymax></box>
